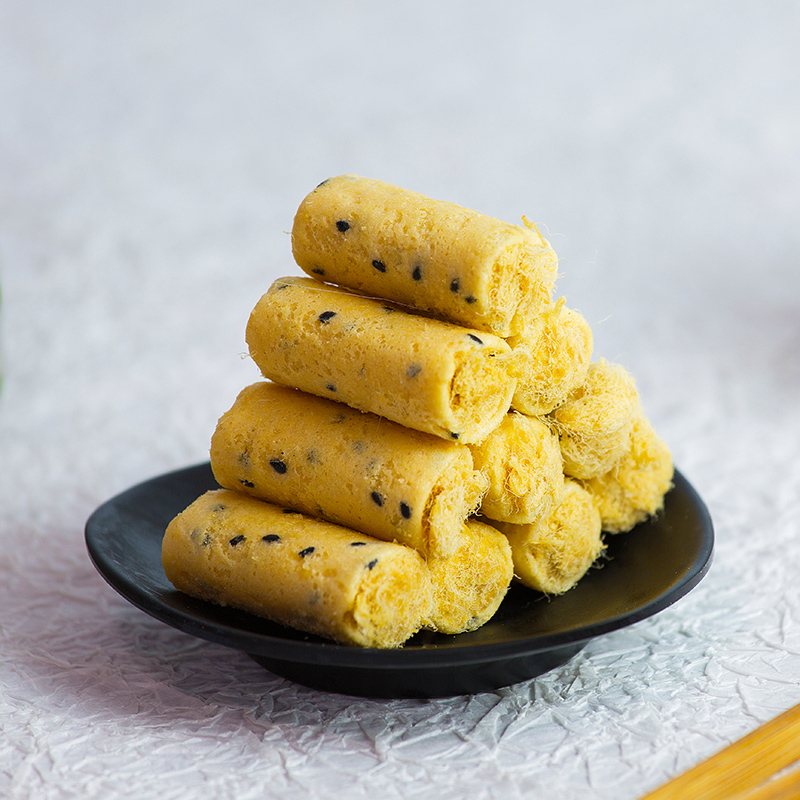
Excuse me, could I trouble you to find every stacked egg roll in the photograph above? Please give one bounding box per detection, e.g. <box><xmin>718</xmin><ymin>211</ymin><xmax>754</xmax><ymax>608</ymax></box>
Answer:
<box><xmin>162</xmin><ymin>175</ymin><xmax>674</xmax><ymax>648</ymax></box>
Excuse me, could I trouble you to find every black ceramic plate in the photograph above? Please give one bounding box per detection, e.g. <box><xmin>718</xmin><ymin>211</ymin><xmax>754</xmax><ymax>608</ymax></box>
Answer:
<box><xmin>86</xmin><ymin>463</ymin><xmax>713</xmax><ymax>698</ymax></box>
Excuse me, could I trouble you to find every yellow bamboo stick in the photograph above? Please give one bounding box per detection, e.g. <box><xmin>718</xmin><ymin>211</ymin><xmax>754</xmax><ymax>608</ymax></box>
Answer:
<box><xmin>731</xmin><ymin>764</ymin><xmax>800</xmax><ymax>800</ymax></box>
<box><xmin>640</xmin><ymin>703</ymin><xmax>800</xmax><ymax>800</ymax></box>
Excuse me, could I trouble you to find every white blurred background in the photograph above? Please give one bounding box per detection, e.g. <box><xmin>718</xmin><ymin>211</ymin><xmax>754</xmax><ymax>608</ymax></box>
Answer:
<box><xmin>1</xmin><ymin>3</ymin><xmax>799</xmax><ymax>798</ymax></box>
<box><xmin>3</xmin><ymin>3</ymin><xmax>798</xmax><ymax>486</ymax></box>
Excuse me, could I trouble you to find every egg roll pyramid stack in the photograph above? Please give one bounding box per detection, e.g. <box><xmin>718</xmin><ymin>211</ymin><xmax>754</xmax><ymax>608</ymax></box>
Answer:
<box><xmin>162</xmin><ymin>175</ymin><xmax>674</xmax><ymax>649</ymax></box>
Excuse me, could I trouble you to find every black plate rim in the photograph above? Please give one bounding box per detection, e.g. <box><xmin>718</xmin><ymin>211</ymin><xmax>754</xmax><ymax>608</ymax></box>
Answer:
<box><xmin>86</xmin><ymin>463</ymin><xmax>714</xmax><ymax>670</ymax></box>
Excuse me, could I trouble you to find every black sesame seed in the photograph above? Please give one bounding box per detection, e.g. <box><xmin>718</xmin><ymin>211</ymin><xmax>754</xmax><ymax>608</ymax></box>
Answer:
<box><xmin>239</xmin><ymin>479</ymin><xmax>255</xmax><ymax>488</ymax></box>
<box><xmin>350</xmin><ymin>541</ymin><xmax>367</xmax><ymax>547</ymax></box>
<box><xmin>382</xmin><ymin>306</ymin><xmax>396</xmax><ymax>313</ymax></box>
<box><xmin>229</xmin><ymin>534</ymin><xmax>245</xmax><ymax>546</ymax></box>
<box><xmin>367</xmin><ymin>559</ymin><xmax>378</xmax><ymax>570</ymax></box>
<box><xmin>299</xmin><ymin>546</ymin><xmax>316</xmax><ymax>558</ymax></box>
<box><xmin>318</xmin><ymin>310</ymin><xmax>337</xmax><ymax>323</ymax></box>
<box><xmin>412</xmin><ymin>265</ymin><xmax>422</xmax><ymax>281</ymax></box>
<box><xmin>282</xmin><ymin>509</ymin><xmax>300</xmax><ymax>515</ymax></box>
<box><xmin>406</xmin><ymin>364</ymin><xmax>422</xmax><ymax>378</ymax></box>
<box><xmin>312</xmin><ymin>268</ymin><xmax>325</xmax><ymax>276</ymax></box>
<box><xmin>450</xmin><ymin>278</ymin><xmax>460</xmax><ymax>293</ymax></box>
<box><xmin>400</xmin><ymin>502</ymin><xmax>411</xmax><ymax>519</ymax></box>
<box><xmin>263</xmin><ymin>534</ymin><xmax>281</xmax><ymax>542</ymax></box>
<box><xmin>270</xmin><ymin>459</ymin><xmax>288</xmax><ymax>474</ymax></box>
<box><xmin>326</xmin><ymin>383</ymin><xmax>337</xmax><ymax>392</ymax></box>
<box><xmin>450</xmin><ymin>432</ymin><xmax>460</xmax><ymax>440</ymax></box>
<box><xmin>316</xmin><ymin>179</ymin><xmax>330</xmax><ymax>188</ymax></box>
<box><xmin>372</xmin><ymin>259</ymin><xmax>387</xmax><ymax>272</ymax></box>
<box><xmin>336</xmin><ymin>220</ymin><xmax>350</xmax><ymax>232</ymax></box>
<box><xmin>465</xmin><ymin>295</ymin><xmax>477</xmax><ymax>304</ymax></box>
<box><xmin>371</xmin><ymin>491</ymin><xmax>383</xmax><ymax>507</ymax></box>
<box><xmin>468</xmin><ymin>334</ymin><xmax>484</xmax><ymax>345</ymax></box>
<box><xmin>191</xmin><ymin>529</ymin><xmax>212</xmax><ymax>547</ymax></box>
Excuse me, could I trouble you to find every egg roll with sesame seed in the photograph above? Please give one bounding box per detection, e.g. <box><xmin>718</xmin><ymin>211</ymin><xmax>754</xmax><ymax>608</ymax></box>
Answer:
<box><xmin>551</xmin><ymin>359</ymin><xmax>640</xmax><ymax>480</ymax></box>
<box><xmin>246</xmin><ymin>277</ymin><xmax>517</xmax><ymax>444</ymax></box>
<box><xmin>467</xmin><ymin>412</ymin><xmax>564</xmax><ymax>525</ymax></box>
<box><xmin>162</xmin><ymin>489</ymin><xmax>433</xmax><ymax>648</ymax></box>
<box><xmin>492</xmin><ymin>479</ymin><xmax>604</xmax><ymax>595</ymax></box>
<box><xmin>210</xmin><ymin>381</ymin><xmax>488</xmax><ymax>559</ymax></box>
<box><xmin>582</xmin><ymin>414</ymin><xmax>673</xmax><ymax>534</ymax></box>
<box><xmin>424</xmin><ymin>519</ymin><xmax>514</xmax><ymax>634</ymax></box>
<box><xmin>291</xmin><ymin>175</ymin><xmax>557</xmax><ymax>337</ymax></box>
<box><xmin>508</xmin><ymin>298</ymin><xmax>594</xmax><ymax>416</ymax></box>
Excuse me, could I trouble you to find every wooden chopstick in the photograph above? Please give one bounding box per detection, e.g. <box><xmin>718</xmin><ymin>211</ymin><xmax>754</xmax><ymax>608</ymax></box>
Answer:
<box><xmin>730</xmin><ymin>763</ymin><xmax>800</xmax><ymax>800</ymax></box>
<box><xmin>640</xmin><ymin>702</ymin><xmax>800</xmax><ymax>800</ymax></box>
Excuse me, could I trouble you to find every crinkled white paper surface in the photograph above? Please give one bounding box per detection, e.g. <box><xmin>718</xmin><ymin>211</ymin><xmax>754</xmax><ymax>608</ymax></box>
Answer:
<box><xmin>2</xmin><ymin>3</ymin><xmax>800</xmax><ymax>798</ymax></box>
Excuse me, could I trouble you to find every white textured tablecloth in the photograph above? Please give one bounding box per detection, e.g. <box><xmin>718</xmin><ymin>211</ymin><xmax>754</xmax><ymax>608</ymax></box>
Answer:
<box><xmin>2</xmin><ymin>3</ymin><xmax>800</xmax><ymax>798</ymax></box>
